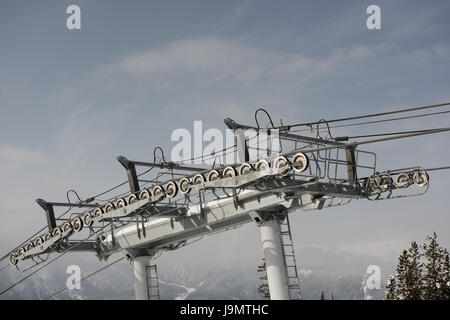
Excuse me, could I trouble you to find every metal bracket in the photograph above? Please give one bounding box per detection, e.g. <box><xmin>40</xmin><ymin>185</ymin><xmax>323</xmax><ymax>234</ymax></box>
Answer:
<box><xmin>136</xmin><ymin>216</ymin><xmax>141</xmax><ymax>239</ymax></box>
<box><xmin>232</xmin><ymin>188</ymin><xmax>239</xmax><ymax>208</ymax></box>
<box><xmin>345</xmin><ymin>146</ymin><xmax>358</xmax><ymax>186</ymax></box>
<box><xmin>234</xmin><ymin>129</ymin><xmax>250</xmax><ymax>163</ymax></box>
<box><xmin>118</xmin><ymin>155</ymin><xmax>206</xmax><ymax>194</ymax></box>
<box><xmin>36</xmin><ymin>199</ymin><xmax>56</xmax><ymax>232</ymax></box>
<box><xmin>36</xmin><ymin>198</ymin><xmax>98</xmax><ymax>232</ymax></box>
<box><xmin>141</xmin><ymin>215</ymin><xmax>146</xmax><ymax>238</ymax></box>
<box><xmin>110</xmin><ymin>222</ymin><xmax>115</xmax><ymax>246</ymax></box>
<box><xmin>118</xmin><ymin>156</ymin><xmax>141</xmax><ymax>194</ymax></box>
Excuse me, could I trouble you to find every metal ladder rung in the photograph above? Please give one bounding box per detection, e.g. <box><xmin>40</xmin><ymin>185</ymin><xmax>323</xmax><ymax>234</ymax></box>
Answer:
<box><xmin>145</xmin><ymin>264</ymin><xmax>160</xmax><ymax>300</ymax></box>
<box><xmin>278</xmin><ymin>214</ymin><xmax>301</xmax><ymax>300</ymax></box>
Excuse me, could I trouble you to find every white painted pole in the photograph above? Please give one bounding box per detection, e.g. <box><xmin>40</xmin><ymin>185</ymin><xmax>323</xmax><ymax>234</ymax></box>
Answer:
<box><xmin>132</xmin><ymin>257</ymin><xmax>150</xmax><ymax>300</ymax></box>
<box><xmin>259</xmin><ymin>218</ymin><xmax>289</xmax><ymax>300</ymax></box>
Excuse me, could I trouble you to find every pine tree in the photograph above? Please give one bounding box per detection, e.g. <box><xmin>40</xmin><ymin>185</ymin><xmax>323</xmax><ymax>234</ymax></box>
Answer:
<box><xmin>385</xmin><ymin>275</ymin><xmax>397</xmax><ymax>300</ymax></box>
<box><xmin>441</xmin><ymin>249</ymin><xmax>450</xmax><ymax>299</ymax></box>
<box><xmin>388</xmin><ymin>242</ymin><xmax>423</xmax><ymax>299</ymax></box>
<box><xmin>395</xmin><ymin>249</ymin><xmax>410</xmax><ymax>299</ymax></box>
<box><xmin>422</xmin><ymin>232</ymin><xmax>446</xmax><ymax>299</ymax></box>
<box><xmin>406</xmin><ymin>241</ymin><xmax>423</xmax><ymax>299</ymax></box>
<box><xmin>320</xmin><ymin>290</ymin><xmax>325</xmax><ymax>300</ymax></box>
<box><xmin>257</xmin><ymin>258</ymin><xmax>270</xmax><ymax>300</ymax></box>
<box><xmin>385</xmin><ymin>232</ymin><xmax>450</xmax><ymax>300</ymax></box>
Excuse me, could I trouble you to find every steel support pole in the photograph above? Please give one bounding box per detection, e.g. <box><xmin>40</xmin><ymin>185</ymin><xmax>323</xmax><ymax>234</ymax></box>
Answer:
<box><xmin>259</xmin><ymin>218</ymin><xmax>289</xmax><ymax>300</ymax></box>
<box><xmin>132</xmin><ymin>257</ymin><xmax>151</xmax><ymax>300</ymax></box>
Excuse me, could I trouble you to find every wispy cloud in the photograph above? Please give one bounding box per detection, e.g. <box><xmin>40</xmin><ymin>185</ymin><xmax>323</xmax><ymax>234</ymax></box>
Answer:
<box><xmin>117</xmin><ymin>38</ymin><xmax>382</xmax><ymax>86</ymax></box>
<box><xmin>433</xmin><ymin>41</ymin><xmax>450</xmax><ymax>58</ymax></box>
<box><xmin>0</xmin><ymin>145</ymin><xmax>47</xmax><ymax>168</ymax></box>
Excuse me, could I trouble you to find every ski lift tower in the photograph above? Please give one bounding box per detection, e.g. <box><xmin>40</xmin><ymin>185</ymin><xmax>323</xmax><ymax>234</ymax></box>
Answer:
<box><xmin>7</xmin><ymin>113</ymin><xmax>432</xmax><ymax>300</ymax></box>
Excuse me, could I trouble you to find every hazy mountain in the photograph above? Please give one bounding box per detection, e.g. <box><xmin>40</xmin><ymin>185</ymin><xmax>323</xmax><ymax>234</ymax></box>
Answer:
<box><xmin>0</xmin><ymin>244</ymin><xmax>393</xmax><ymax>300</ymax></box>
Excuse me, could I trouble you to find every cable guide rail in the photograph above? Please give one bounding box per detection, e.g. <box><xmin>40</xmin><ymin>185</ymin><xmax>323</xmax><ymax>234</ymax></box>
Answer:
<box><xmin>7</xmin><ymin>140</ymin><xmax>433</xmax><ymax>266</ymax></box>
<box><xmin>2</xmin><ymin>103</ymin><xmax>450</xmax><ymax>295</ymax></box>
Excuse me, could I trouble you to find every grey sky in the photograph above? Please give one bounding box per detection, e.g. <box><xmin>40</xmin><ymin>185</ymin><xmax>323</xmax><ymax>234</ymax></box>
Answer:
<box><xmin>1</xmin><ymin>0</ymin><xmax>450</xmax><ymax>298</ymax></box>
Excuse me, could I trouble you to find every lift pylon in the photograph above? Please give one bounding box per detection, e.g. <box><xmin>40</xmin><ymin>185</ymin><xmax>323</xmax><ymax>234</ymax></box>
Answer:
<box><xmin>259</xmin><ymin>217</ymin><xmax>289</xmax><ymax>300</ymax></box>
<box><xmin>5</xmin><ymin>109</ymin><xmax>443</xmax><ymax>301</ymax></box>
<box><xmin>132</xmin><ymin>257</ymin><xmax>152</xmax><ymax>300</ymax></box>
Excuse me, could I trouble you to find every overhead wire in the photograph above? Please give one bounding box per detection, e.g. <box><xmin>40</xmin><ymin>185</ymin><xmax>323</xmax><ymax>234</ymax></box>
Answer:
<box><xmin>0</xmin><ymin>223</ymin><xmax>111</xmax><ymax>297</ymax></box>
<box><xmin>44</xmin><ymin>256</ymin><xmax>125</xmax><ymax>300</ymax></box>
<box><xmin>1</xmin><ymin>160</ymin><xmax>156</xmax><ymax>266</ymax></box>
<box><xmin>278</xmin><ymin>101</ymin><xmax>450</xmax><ymax>130</ymax></box>
<box><xmin>0</xmin><ymin>264</ymin><xmax>10</xmax><ymax>272</ymax></box>
<box><xmin>174</xmin><ymin>114</ymin><xmax>285</xmax><ymax>166</ymax></box>
<box><xmin>0</xmin><ymin>189</ymin><xmax>85</xmax><ymax>266</ymax></box>
<box><xmin>290</xmin><ymin>109</ymin><xmax>450</xmax><ymax>133</ymax></box>
<box><xmin>174</xmin><ymin>109</ymin><xmax>281</xmax><ymax>165</ymax></box>
<box><xmin>1</xmin><ymin>163</ymin><xmax>156</xmax><ymax>268</ymax></box>
<box><xmin>174</xmin><ymin>144</ymin><xmax>237</xmax><ymax>165</ymax></box>
<box><xmin>334</xmin><ymin>127</ymin><xmax>450</xmax><ymax>141</ymax></box>
<box><xmin>425</xmin><ymin>166</ymin><xmax>450</xmax><ymax>172</ymax></box>
<box><xmin>283</xmin><ymin>127</ymin><xmax>450</xmax><ymax>157</ymax></box>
